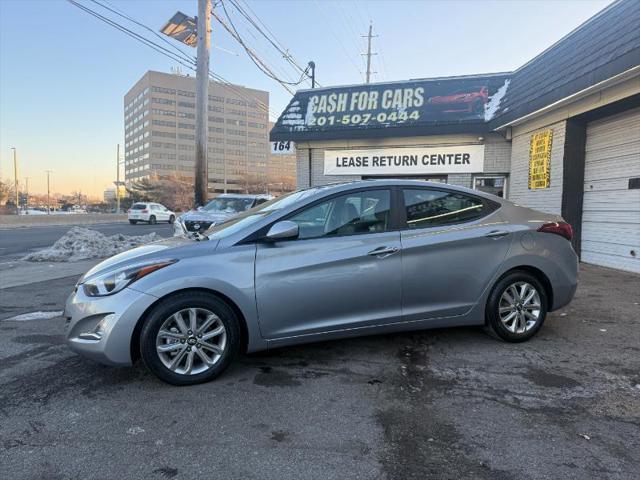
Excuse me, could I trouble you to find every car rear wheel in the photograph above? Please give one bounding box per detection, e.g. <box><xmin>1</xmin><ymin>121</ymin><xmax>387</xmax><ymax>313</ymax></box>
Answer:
<box><xmin>168</xmin><ymin>215</ymin><xmax>175</xmax><ymax>224</ymax></box>
<box><xmin>485</xmin><ymin>271</ymin><xmax>547</xmax><ymax>342</ymax></box>
<box><xmin>149</xmin><ymin>215</ymin><xmax>157</xmax><ymax>225</ymax></box>
<box><xmin>139</xmin><ymin>292</ymin><xmax>240</xmax><ymax>385</ymax></box>
<box><xmin>129</xmin><ymin>220</ymin><xmax>137</xmax><ymax>225</ymax></box>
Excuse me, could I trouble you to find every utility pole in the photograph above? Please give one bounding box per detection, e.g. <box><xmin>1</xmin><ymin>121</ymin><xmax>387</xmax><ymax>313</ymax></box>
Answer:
<box><xmin>11</xmin><ymin>147</ymin><xmax>18</xmax><ymax>214</ymax></box>
<box><xmin>308</xmin><ymin>61</ymin><xmax>316</xmax><ymax>88</ymax></box>
<box><xmin>195</xmin><ymin>0</ymin><xmax>211</xmax><ymax>207</ymax></box>
<box><xmin>116</xmin><ymin>144</ymin><xmax>121</xmax><ymax>213</ymax></box>
<box><xmin>362</xmin><ymin>22</ymin><xmax>377</xmax><ymax>84</ymax></box>
<box><xmin>25</xmin><ymin>177</ymin><xmax>29</xmax><ymax>210</ymax></box>
<box><xmin>45</xmin><ymin>170</ymin><xmax>52</xmax><ymax>215</ymax></box>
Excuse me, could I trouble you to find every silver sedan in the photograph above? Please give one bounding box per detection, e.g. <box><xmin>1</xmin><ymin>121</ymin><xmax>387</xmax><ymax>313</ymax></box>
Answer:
<box><xmin>64</xmin><ymin>180</ymin><xmax>578</xmax><ymax>385</ymax></box>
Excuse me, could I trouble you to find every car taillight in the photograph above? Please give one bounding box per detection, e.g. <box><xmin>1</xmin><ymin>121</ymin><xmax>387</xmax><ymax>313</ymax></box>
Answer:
<box><xmin>537</xmin><ymin>221</ymin><xmax>573</xmax><ymax>241</ymax></box>
<box><xmin>142</xmin><ymin>209</ymin><xmax>149</xmax><ymax>213</ymax></box>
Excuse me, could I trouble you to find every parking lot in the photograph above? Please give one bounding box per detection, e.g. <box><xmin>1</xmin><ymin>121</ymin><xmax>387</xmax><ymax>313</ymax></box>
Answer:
<box><xmin>0</xmin><ymin>263</ymin><xmax>638</xmax><ymax>479</ymax></box>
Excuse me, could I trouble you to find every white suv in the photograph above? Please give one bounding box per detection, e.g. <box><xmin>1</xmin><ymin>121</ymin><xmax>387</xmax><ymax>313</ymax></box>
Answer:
<box><xmin>128</xmin><ymin>202</ymin><xmax>175</xmax><ymax>225</ymax></box>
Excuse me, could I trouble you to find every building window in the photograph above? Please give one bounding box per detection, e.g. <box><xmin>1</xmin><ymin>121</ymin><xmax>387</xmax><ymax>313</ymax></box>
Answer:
<box><xmin>473</xmin><ymin>176</ymin><xmax>507</xmax><ymax>198</ymax></box>
<box><xmin>152</xmin><ymin>86</ymin><xmax>176</xmax><ymax>95</ymax></box>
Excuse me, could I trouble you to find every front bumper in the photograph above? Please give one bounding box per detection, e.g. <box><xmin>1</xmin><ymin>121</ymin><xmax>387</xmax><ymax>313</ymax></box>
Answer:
<box><xmin>64</xmin><ymin>285</ymin><xmax>158</xmax><ymax>366</ymax></box>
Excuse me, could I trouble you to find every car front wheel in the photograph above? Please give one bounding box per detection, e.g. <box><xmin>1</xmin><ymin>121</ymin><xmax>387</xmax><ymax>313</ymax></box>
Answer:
<box><xmin>139</xmin><ymin>292</ymin><xmax>240</xmax><ymax>385</ymax></box>
<box><xmin>485</xmin><ymin>271</ymin><xmax>548</xmax><ymax>342</ymax></box>
<box><xmin>168</xmin><ymin>215</ymin><xmax>175</xmax><ymax>224</ymax></box>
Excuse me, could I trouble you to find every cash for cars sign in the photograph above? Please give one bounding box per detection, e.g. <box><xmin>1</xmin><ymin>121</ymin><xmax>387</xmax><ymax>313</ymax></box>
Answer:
<box><xmin>528</xmin><ymin>130</ymin><xmax>553</xmax><ymax>189</ymax></box>
<box><xmin>270</xmin><ymin>75</ymin><xmax>512</xmax><ymax>141</ymax></box>
<box><xmin>324</xmin><ymin>145</ymin><xmax>485</xmax><ymax>176</ymax></box>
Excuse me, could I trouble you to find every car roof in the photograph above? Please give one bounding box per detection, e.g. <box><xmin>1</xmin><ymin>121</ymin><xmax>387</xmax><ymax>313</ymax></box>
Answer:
<box><xmin>215</xmin><ymin>194</ymin><xmax>272</xmax><ymax>199</ymax></box>
<box><xmin>297</xmin><ymin>179</ymin><xmax>506</xmax><ymax>203</ymax></box>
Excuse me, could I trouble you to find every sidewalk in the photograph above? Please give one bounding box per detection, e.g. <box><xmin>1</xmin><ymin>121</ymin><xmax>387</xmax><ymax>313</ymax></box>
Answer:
<box><xmin>0</xmin><ymin>259</ymin><xmax>100</xmax><ymax>289</ymax></box>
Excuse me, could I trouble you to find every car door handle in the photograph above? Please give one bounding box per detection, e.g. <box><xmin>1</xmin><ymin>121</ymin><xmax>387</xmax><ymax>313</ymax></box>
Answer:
<box><xmin>485</xmin><ymin>230</ymin><xmax>510</xmax><ymax>239</ymax></box>
<box><xmin>368</xmin><ymin>246</ymin><xmax>399</xmax><ymax>257</ymax></box>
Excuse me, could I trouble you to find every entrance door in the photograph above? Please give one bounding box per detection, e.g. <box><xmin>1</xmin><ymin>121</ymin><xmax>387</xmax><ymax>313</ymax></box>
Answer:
<box><xmin>474</xmin><ymin>176</ymin><xmax>507</xmax><ymax>198</ymax></box>
<box><xmin>255</xmin><ymin>188</ymin><xmax>402</xmax><ymax>339</ymax></box>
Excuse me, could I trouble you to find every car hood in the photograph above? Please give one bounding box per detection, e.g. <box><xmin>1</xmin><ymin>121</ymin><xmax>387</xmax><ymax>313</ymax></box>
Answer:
<box><xmin>179</xmin><ymin>210</ymin><xmax>236</xmax><ymax>224</ymax></box>
<box><xmin>79</xmin><ymin>236</ymin><xmax>217</xmax><ymax>283</ymax></box>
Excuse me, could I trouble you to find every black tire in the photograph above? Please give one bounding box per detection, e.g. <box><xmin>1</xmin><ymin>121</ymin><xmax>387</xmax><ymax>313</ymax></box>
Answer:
<box><xmin>168</xmin><ymin>215</ymin><xmax>175</xmax><ymax>224</ymax></box>
<box><xmin>129</xmin><ymin>220</ymin><xmax>137</xmax><ymax>225</ymax></box>
<box><xmin>485</xmin><ymin>271</ymin><xmax>548</xmax><ymax>342</ymax></box>
<box><xmin>149</xmin><ymin>215</ymin><xmax>157</xmax><ymax>225</ymax></box>
<box><xmin>139</xmin><ymin>291</ymin><xmax>240</xmax><ymax>385</ymax></box>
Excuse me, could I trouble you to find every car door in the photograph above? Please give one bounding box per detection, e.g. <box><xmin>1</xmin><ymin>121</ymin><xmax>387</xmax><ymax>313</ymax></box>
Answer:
<box><xmin>399</xmin><ymin>187</ymin><xmax>512</xmax><ymax>321</ymax></box>
<box><xmin>255</xmin><ymin>188</ymin><xmax>402</xmax><ymax>339</ymax></box>
<box><xmin>156</xmin><ymin>204</ymin><xmax>169</xmax><ymax>221</ymax></box>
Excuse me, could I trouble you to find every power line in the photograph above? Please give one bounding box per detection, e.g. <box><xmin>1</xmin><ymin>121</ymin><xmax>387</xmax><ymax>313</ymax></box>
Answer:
<box><xmin>311</xmin><ymin>0</ymin><xmax>363</xmax><ymax>81</ymax></box>
<box><xmin>228</xmin><ymin>0</ymin><xmax>319</xmax><ymax>87</ymax></box>
<box><xmin>89</xmin><ymin>0</ymin><xmax>195</xmax><ymax>63</ymax></box>
<box><xmin>66</xmin><ymin>0</ymin><xmax>196</xmax><ymax>71</ymax></box>
<box><xmin>215</xmin><ymin>1</ymin><xmax>306</xmax><ymax>94</ymax></box>
<box><xmin>68</xmin><ymin>1</ymin><xmax>276</xmax><ymax>118</ymax></box>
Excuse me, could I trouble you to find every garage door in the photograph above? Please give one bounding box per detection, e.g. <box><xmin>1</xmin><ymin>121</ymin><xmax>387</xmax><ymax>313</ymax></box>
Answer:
<box><xmin>581</xmin><ymin>107</ymin><xmax>640</xmax><ymax>273</ymax></box>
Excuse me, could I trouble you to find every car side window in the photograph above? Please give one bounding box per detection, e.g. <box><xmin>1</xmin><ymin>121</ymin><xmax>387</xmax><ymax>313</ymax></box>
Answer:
<box><xmin>403</xmin><ymin>189</ymin><xmax>487</xmax><ymax>229</ymax></box>
<box><xmin>288</xmin><ymin>189</ymin><xmax>391</xmax><ymax>240</ymax></box>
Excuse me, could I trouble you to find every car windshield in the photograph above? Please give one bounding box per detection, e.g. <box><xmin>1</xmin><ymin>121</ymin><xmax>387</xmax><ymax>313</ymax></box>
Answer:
<box><xmin>203</xmin><ymin>188</ymin><xmax>324</xmax><ymax>240</ymax></box>
<box><xmin>131</xmin><ymin>203</ymin><xmax>147</xmax><ymax>210</ymax></box>
<box><xmin>202</xmin><ymin>197</ymin><xmax>254</xmax><ymax>213</ymax></box>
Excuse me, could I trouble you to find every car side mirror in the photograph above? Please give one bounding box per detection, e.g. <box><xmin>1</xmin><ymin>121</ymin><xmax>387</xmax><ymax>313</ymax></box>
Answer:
<box><xmin>265</xmin><ymin>221</ymin><xmax>299</xmax><ymax>241</ymax></box>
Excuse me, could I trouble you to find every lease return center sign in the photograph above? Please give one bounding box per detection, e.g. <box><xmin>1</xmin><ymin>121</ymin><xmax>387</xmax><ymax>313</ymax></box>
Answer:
<box><xmin>324</xmin><ymin>145</ymin><xmax>485</xmax><ymax>176</ymax></box>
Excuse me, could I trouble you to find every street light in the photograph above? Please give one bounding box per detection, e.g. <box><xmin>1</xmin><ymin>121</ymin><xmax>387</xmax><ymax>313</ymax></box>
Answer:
<box><xmin>10</xmin><ymin>147</ymin><xmax>18</xmax><ymax>214</ymax></box>
<box><xmin>45</xmin><ymin>170</ymin><xmax>52</xmax><ymax>215</ymax></box>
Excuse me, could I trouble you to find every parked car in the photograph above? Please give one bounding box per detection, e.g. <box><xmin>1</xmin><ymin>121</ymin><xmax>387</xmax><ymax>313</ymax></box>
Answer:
<box><xmin>65</xmin><ymin>180</ymin><xmax>578</xmax><ymax>385</ymax></box>
<box><xmin>427</xmin><ymin>86</ymin><xmax>489</xmax><ymax>114</ymax></box>
<box><xmin>174</xmin><ymin>193</ymin><xmax>272</xmax><ymax>235</ymax></box>
<box><xmin>128</xmin><ymin>202</ymin><xmax>175</xmax><ymax>225</ymax></box>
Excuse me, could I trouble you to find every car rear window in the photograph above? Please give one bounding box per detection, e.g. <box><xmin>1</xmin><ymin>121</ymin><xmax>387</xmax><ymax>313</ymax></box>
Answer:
<box><xmin>403</xmin><ymin>189</ymin><xmax>490</xmax><ymax>229</ymax></box>
<box><xmin>131</xmin><ymin>203</ymin><xmax>147</xmax><ymax>210</ymax></box>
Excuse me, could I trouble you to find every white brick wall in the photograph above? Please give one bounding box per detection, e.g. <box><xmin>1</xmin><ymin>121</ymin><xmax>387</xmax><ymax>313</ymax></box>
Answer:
<box><xmin>296</xmin><ymin>134</ymin><xmax>512</xmax><ymax>190</ymax></box>
<box><xmin>508</xmin><ymin>121</ymin><xmax>566</xmax><ymax>214</ymax></box>
<box><xmin>297</xmin><ymin>148</ymin><xmax>356</xmax><ymax>187</ymax></box>
<box><xmin>448</xmin><ymin>174</ymin><xmax>473</xmax><ymax>187</ymax></box>
<box><xmin>484</xmin><ymin>133</ymin><xmax>512</xmax><ymax>173</ymax></box>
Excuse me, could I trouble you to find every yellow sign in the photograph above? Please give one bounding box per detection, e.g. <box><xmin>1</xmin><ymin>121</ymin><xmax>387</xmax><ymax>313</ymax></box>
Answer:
<box><xmin>528</xmin><ymin>129</ymin><xmax>553</xmax><ymax>189</ymax></box>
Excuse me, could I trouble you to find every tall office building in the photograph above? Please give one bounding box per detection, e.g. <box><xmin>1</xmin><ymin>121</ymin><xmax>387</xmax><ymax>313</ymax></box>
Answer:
<box><xmin>124</xmin><ymin>71</ymin><xmax>269</xmax><ymax>195</ymax></box>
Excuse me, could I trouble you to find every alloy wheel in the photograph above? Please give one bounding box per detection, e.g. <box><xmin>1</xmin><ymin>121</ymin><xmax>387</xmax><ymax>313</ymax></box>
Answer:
<box><xmin>498</xmin><ymin>282</ymin><xmax>541</xmax><ymax>334</ymax></box>
<box><xmin>155</xmin><ymin>307</ymin><xmax>227</xmax><ymax>375</ymax></box>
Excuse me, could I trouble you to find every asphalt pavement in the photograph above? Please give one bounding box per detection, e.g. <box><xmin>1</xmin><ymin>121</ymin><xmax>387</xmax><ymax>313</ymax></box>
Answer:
<box><xmin>0</xmin><ymin>222</ymin><xmax>173</xmax><ymax>262</ymax></box>
<box><xmin>0</xmin><ymin>264</ymin><xmax>638</xmax><ymax>479</ymax></box>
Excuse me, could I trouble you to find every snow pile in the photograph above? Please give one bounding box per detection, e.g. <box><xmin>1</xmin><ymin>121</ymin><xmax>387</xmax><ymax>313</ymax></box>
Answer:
<box><xmin>24</xmin><ymin>227</ymin><xmax>159</xmax><ymax>262</ymax></box>
<box><xmin>484</xmin><ymin>79</ymin><xmax>510</xmax><ymax>121</ymax></box>
<box><xmin>5</xmin><ymin>311</ymin><xmax>63</xmax><ymax>321</ymax></box>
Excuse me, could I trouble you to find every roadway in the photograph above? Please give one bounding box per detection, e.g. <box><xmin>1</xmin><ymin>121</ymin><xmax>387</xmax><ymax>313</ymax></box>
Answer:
<box><xmin>0</xmin><ymin>222</ymin><xmax>173</xmax><ymax>262</ymax></box>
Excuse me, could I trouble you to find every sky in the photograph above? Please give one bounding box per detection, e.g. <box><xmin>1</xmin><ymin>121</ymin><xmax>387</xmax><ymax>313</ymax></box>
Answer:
<box><xmin>0</xmin><ymin>0</ymin><xmax>615</xmax><ymax>197</ymax></box>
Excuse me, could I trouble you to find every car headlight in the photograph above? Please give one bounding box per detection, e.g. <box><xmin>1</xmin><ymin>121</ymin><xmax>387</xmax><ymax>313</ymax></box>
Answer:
<box><xmin>82</xmin><ymin>259</ymin><xmax>177</xmax><ymax>297</ymax></box>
